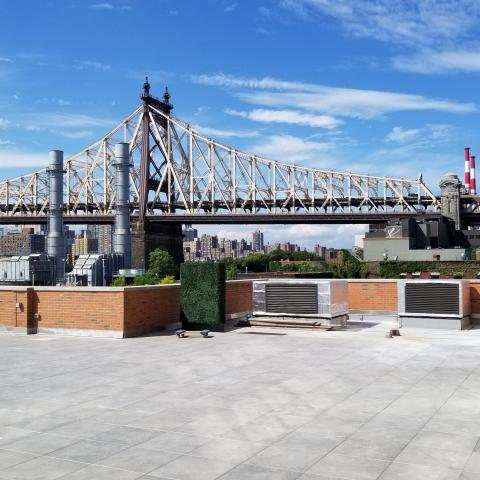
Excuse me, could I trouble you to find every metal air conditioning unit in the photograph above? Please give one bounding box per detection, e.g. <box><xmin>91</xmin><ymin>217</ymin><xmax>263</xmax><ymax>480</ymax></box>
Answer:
<box><xmin>253</xmin><ymin>279</ymin><xmax>349</xmax><ymax>326</ymax></box>
<box><xmin>398</xmin><ymin>280</ymin><xmax>470</xmax><ymax>330</ymax></box>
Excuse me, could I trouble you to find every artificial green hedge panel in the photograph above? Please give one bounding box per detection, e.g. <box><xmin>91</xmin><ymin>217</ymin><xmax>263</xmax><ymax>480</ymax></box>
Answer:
<box><xmin>180</xmin><ymin>262</ymin><xmax>226</xmax><ymax>329</ymax></box>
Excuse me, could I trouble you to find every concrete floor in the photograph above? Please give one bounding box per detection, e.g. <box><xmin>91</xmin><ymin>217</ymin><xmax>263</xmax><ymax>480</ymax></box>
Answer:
<box><xmin>1</xmin><ymin>322</ymin><xmax>480</xmax><ymax>479</ymax></box>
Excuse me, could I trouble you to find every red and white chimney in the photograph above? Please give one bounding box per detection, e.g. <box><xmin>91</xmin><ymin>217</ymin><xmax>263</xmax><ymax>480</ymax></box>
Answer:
<box><xmin>471</xmin><ymin>154</ymin><xmax>477</xmax><ymax>194</ymax></box>
<box><xmin>465</xmin><ymin>147</ymin><xmax>471</xmax><ymax>188</ymax></box>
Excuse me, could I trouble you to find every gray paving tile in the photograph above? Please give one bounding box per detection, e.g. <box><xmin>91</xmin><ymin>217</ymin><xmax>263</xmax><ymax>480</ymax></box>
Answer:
<box><xmin>306</xmin><ymin>453</ymin><xmax>390</xmax><ymax>480</ymax></box>
<box><xmin>0</xmin><ymin>455</ymin><xmax>84</xmax><ymax>480</ymax></box>
<box><xmin>3</xmin><ymin>432</ymin><xmax>79</xmax><ymax>455</ymax></box>
<box><xmin>137</xmin><ymin>431</ymin><xmax>210</xmax><ymax>454</ymax></box>
<box><xmin>247</xmin><ymin>442</ymin><xmax>329</xmax><ymax>472</ymax></box>
<box><xmin>463</xmin><ymin>451</ymin><xmax>480</xmax><ymax>473</ymax></box>
<box><xmin>48</xmin><ymin>439</ymin><xmax>126</xmax><ymax>463</ymax></box>
<box><xmin>98</xmin><ymin>445</ymin><xmax>179</xmax><ymax>473</ymax></box>
<box><xmin>90</xmin><ymin>426</ymin><xmax>159</xmax><ymax>446</ymax></box>
<box><xmin>56</xmin><ymin>464</ymin><xmax>141</xmax><ymax>479</ymax></box>
<box><xmin>148</xmin><ymin>455</ymin><xmax>235</xmax><ymax>480</ymax></box>
<box><xmin>332</xmin><ymin>437</ymin><xmax>407</xmax><ymax>461</ymax></box>
<box><xmin>190</xmin><ymin>437</ymin><xmax>267</xmax><ymax>464</ymax></box>
<box><xmin>411</xmin><ymin>430</ymin><xmax>479</xmax><ymax>453</ymax></box>
<box><xmin>218</xmin><ymin>463</ymin><xmax>301</xmax><ymax>480</ymax></box>
<box><xmin>0</xmin><ymin>449</ymin><xmax>38</xmax><ymax>469</ymax></box>
<box><xmin>378</xmin><ymin>462</ymin><xmax>461</xmax><ymax>480</ymax></box>
<box><xmin>395</xmin><ymin>444</ymin><xmax>470</xmax><ymax>470</ymax></box>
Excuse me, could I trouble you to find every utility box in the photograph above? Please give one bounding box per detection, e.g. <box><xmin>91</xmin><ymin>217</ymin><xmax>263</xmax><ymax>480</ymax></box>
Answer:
<box><xmin>398</xmin><ymin>280</ymin><xmax>470</xmax><ymax>330</ymax></box>
<box><xmin>253</xmin><ymin>279</ymin><xmax>348</xmax><ymax>326</ymax></box>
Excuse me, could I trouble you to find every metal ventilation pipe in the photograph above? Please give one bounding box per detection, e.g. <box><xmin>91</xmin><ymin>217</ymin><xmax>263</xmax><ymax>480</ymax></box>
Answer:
<box><xmin>47</xmin><ymin>150</ymin><xmax>65</xmax><ymax>284</ymax></box>
<box><xmin>465</xmin><ymin>147</ymin><xmax>470</xmax><ymax>189</ymax></box>
<box><xmin>113</xmin><ymin>142</ymin><xmax>131</xmax><ymax>269</ymax></box>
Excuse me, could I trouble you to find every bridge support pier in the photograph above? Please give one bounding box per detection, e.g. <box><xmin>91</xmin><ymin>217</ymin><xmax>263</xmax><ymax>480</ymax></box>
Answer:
<box><xmin>439</xmin><ymin>173</ymin><xmax>462</xmax><ymax>230</ymax></box>
<box><xmin>131</xmin><ymin>221</ymin><xmax>183</xmax><ymax>271</ymax></box>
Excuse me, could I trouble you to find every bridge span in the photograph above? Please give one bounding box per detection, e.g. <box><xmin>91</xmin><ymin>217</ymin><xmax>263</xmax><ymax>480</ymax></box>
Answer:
<box><xmin>0</xmin><ymin>80</ymin><xmax>478</xmax><ymax>267</ymax></box>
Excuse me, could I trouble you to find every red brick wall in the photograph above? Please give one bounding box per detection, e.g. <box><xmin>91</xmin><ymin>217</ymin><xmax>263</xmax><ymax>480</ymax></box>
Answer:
<box><xmin>123</xmin><ymin>285</ymin><xmax>181</xmax><ymax>334</ymax></box>
<box><xmin>0</xmin><ymin>290</ymin><xmax>21</xmax><ymax>328</ymax></box>
<box><xmin>225</xmin><ymin>280</ymin><xmax>253</xmax><ymax>315</ymax></box>
<box><xmin>33</xmin><ymin>289</ymin><xmax>124</xmax><ymax>331</ymax></box>
<box><xmin>348</xmin><ymin>281</ymin><xmax>398</xmax><ymax>312</ymax></box>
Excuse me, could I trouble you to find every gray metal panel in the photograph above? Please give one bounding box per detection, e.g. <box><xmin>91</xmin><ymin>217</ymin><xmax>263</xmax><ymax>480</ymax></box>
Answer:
<box><xmin>405</xmin><ymin>283</ymin><xmax>459</xmax><ymax>315</ymax></box>
<box><xmin>252</xmin><ymin>279</ymin><xmax>349</xmax><ymax>318</ymax></box>
<box><xmin>265</xmin><ymin>283</ymin><xmax>318</xmax><ymax>315</ymax></box>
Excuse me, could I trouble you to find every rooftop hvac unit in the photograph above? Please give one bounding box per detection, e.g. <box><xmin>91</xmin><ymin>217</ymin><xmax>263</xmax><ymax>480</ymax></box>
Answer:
<box><xmin>398</xmin><ymin>280</ymin><xmax>470</xmax><ymax>330</ymax></box>
<box><xmin>253</xmin><ymin>279</ymin><xmax>348</xmax><ymax>326</ymax></box>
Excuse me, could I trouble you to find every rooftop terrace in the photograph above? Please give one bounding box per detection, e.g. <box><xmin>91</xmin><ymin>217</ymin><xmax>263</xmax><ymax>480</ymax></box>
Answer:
<box><xmin>1</xmin><ymin>323</ymin><xmax>480</xmax><ymax>479</ymax></box>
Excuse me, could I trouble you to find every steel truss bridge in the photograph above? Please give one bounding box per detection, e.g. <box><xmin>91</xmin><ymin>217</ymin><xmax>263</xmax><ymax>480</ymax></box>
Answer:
<box><xmin>0</xmin><ymin>81</ymin><xmax>470</xmax><ymax>227</ymax></box>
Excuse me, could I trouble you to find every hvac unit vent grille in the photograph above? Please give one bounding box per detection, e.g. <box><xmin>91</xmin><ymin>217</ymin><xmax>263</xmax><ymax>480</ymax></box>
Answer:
<box><xmin>405</xmin><ymin>283</ymin><xmax>459</xmax><ymax>315</ymax></box>
<box><xmin>265</xmin><ymin>284</ymin><xmax>318</xmax><ymax>314</ymax></box>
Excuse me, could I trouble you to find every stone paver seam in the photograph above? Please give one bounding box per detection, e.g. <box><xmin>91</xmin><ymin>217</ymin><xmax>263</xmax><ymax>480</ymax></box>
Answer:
<box><xmin>371</xmin><ymin>346</ymin><xmax>478</xmax><ymax>477</ymax></box>
<box><xmin>0</xmin><ymin>442</ymin><xmax>183</xmax><ymax>478</ymax></box>
<box><xmin>204</xmin><ymin>340</ymin><xmax>416</xmax><ymax>479</ymax></box>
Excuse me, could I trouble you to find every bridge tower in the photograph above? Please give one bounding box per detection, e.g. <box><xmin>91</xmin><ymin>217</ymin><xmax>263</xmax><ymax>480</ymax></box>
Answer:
<box><xmin>131</xmin><ymin>78</ymin><xmax>183</xmax><ymax>270</ymax></box>
<box><xmin>439</xmin><ymin>173</ymin><xmax>462</xmax><ymax>230</ymax></box>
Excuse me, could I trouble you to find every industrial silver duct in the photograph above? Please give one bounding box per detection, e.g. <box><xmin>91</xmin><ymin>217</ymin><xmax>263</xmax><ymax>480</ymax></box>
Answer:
<box><xmin>46</xmin><ymin>150</ymin><xmax>65</xmax><ymax>284</ymax></box>
<box><xmin>113</xmin><ymin>142</ymin><xmax>131</xmax><ymax>268</ymax></box>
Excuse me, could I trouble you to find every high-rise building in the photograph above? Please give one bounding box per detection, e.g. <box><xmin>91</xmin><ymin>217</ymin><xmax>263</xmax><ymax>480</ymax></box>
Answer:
<box><xmin>70</xmin><ymin>231</ymin><xmax>99</xmax><ymax>264</ymax></box>
<box><xmin>89</xmin><ymin>225</ymin><xmax>113</xmax><ymax>254</ymax></box>
<box><xmin>314</xmin><ymin>244</ymin><xmax>326</xmax><ymax>257</ymax></box>
<box><xmin>183</xmin><ymin>224</ymin><xmax>198</xmax><ymax>242</ymax></box>
<box><xmin>0</xmin><ymin>228</ymin><xmax>45</xmax><ymax>256</ymax></box>
<box><xmin>252</xmin><ymin>230</ymin><xmax>264</xmax><ymax>252</ymax></box>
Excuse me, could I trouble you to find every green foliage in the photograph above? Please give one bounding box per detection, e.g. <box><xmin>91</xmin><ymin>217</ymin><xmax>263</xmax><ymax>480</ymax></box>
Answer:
<box><xmin>112</xmin><ymin>276</ymin><xmax>126</xmax><ymax>287</ymax></box>
<box><xmin>324</xmin><ymin>249</ymin><xmax>369</xmax><ymax>278</ymax></box>
<box><xmin>237</xmin><ymin>250</ymin><xmax>324</xmax><ymax>272</ymax></box>
<box><xmin>159</xmin><ymin>275</ymin><xmax>176</xmax><ymax>284</ymax></box>
<box><xmin>147</xmin><ymin>249</ymin><xmax>178</xmax><ymax>279</ymax></box>
<box><xmin>238</xmin><ymin>253</ymin><xmax>269</xmax><ymax>272</ymax></box>
<box><xmin>133</xmin><ymin>275</ymin><xmax>146</xmax><ymax>286</ymax></box>
<box><xmin>180</xmin><ymin>262</ymin><xmax>226</xmax><ymax>329</ymax></box>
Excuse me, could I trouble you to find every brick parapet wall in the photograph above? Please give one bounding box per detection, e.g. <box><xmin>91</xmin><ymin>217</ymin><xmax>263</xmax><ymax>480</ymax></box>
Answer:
<box><xmin>4</xmin><ymin>278</ymin><xmax>479</xmax><ymax>336</ymax></box>
<box><xmin>347</xmin><ymin>280</ymin><xmax>398</xmax><ymax>313</ymax></box>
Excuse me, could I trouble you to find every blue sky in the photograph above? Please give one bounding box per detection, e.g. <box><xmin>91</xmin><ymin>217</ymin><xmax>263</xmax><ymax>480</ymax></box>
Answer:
<box><xmin>1</xmin><ymin>0</ymin><xmax>480</xmax><ymax>248</ymax></box>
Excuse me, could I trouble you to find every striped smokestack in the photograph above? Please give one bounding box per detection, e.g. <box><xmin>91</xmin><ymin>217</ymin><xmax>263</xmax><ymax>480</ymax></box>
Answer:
<box><xmin>471</xmin><ymin>154</ymin><xmax>477</xmax><ymax>194</ymax></box>
<box><xmin>465</xmin><ymin>147</ymin><xmax>471</xmax><ymax>188</ymax></box>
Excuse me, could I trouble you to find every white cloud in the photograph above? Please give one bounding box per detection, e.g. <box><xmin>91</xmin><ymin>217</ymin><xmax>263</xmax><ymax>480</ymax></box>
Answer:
<box><xmin>250</xmin><ymin>134</ymin><xmax>332</xmax><ymax>164</ymax></box>
<box><xmin>0</xmin><ymin>150</ymin><xmax>49</xmax><ymax>168</ymax></box>
<box><xmin>192</xmin><ymin>124</ymin><xmax>259</xmax><ymax>139</ymax></box>
<box><xmin>282</xmin><ymin>0</ymin><xmax>480</xmax><ymax>48</ymax></box>
<box><xmin>393</xmin><ymin>49</ymin><xmax>480</xmax><ymax>74</ymax></box>
<box><xmin>0</xmin><ymin>57</ymin><xmax>13</xmax><ymax>63</ymax></box>
<box><xmin>258</xmin><ymin>6</ymin><xmax>271</xmax><ymax>16</ymax></box>
<box><xmin>23</xmin><ymin>113</ymin><xmax>113</xmax><ymax>129</ymax></box>
<box><xmin>73</xmin><ymin>60</ymin><xmax>111</xmax><ymax>72</ymax></box>
<box><xmin>89</xmin><ymin>3</ymin><xmax>130</xmax><ymax>11</ymax></box>
<box><xmin>34</xmin><ymin>98</ymin><xmax>72</xmax><ymax>106</ymax></box>
<box><xmin>224</xmin><ymin>3</ymin><xmax>237</xmax><ymax>12</ymax></box>
<box><xmin>225</xmin><ymin>108</ymin><xmax>342</xmax><ymax>128</ymax></box>
<box><xmin>0</xmin><ymin>118</ymin><xmax>9</xmax><ymax>129</ymax></box>
<box><xmin>386</xmin><ymin>126</ymin><xmax>421</xmax><ymax>143</ymax></box>
<box><xmin>90</xmin><ymin>3</ymin><xmax>114</xmax><ymax>9</ymax></box>
<box><xmin>49</xmin><ymin>130</ymin><xmax>93</xmax><ymax>139</ymax></box>
<box><xmin>0</xmin><ymin>139</ymin><xmax>13</xmax><ymax>145</ymax></box>
<box><xmin>385</xmin><ymin>124</ymin><xmax>452</xmax><ymax>147</ymax></box>
<box><xmin>193</xmin><ymin>73</ymin><xmax>475</xmax><ymax>118</ymax></box>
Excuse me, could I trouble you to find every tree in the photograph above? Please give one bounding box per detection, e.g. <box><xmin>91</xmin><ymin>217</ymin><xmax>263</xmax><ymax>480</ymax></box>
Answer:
<box><xmin>147</xmin><ymin>249</ymin><xmax>178</xmax><ymax>279</ymax></box>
